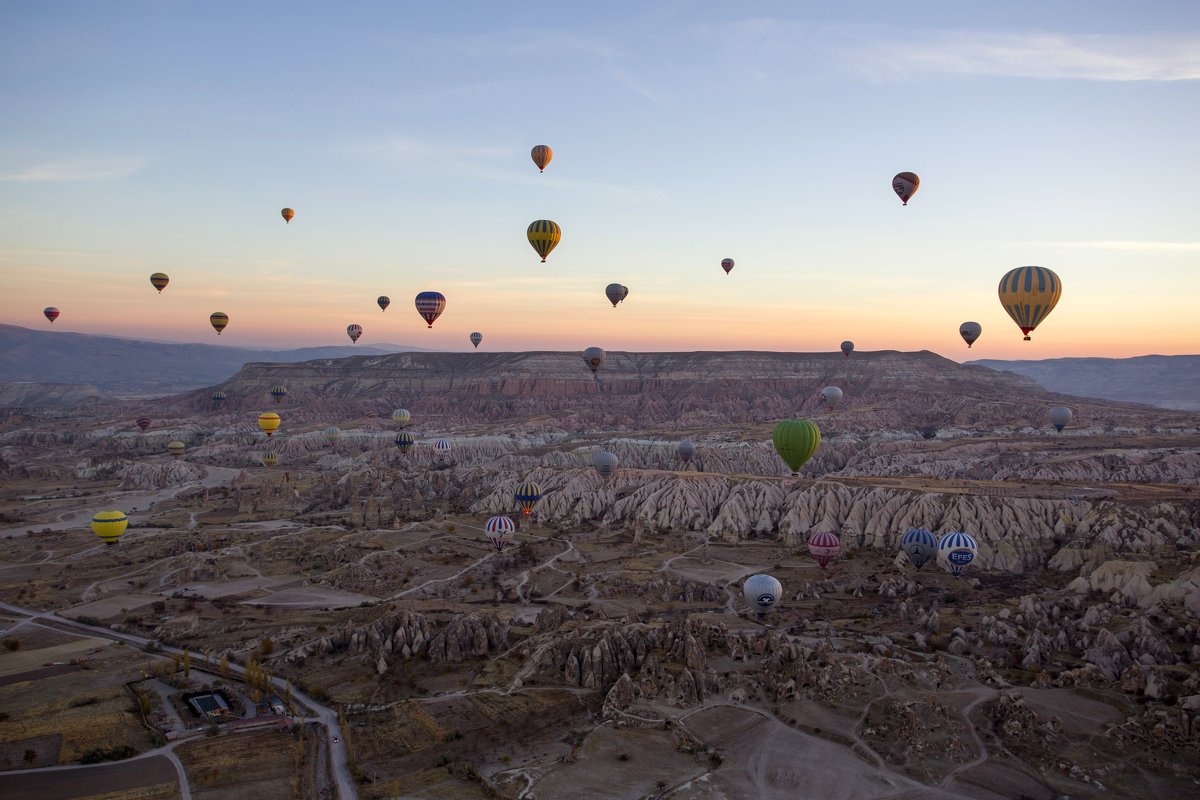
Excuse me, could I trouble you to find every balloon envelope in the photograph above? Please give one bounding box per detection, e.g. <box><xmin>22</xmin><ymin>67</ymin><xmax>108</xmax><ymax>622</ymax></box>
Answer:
<box><xmin>605</xmin><ymin>283</ymin><xmax>629</xmax><ymax>307</ymax></box>
<box><xmin>892</xmin><ymin>172</ymin><xmax>920</xmax><ymax>205</ymax></box>
<box><xmin>281</xmin><ymin>208</ymin><xmax>294</xmax><ymax>223</ymax></box>
<box><xmin>582</xmin><ymin>347</ymin><xmax>606</xmax><ymax>375</ymax></box>
<box><xmin>938</xmin><ymin>531</ymin><xmax>979</xmax><ymax>577</ymax></box>
<box><xmin>721</xmin><ymin>258</ymin><xmax>734</xmax><ymax>275</ymax></box>
<box><xmin>901</xmin><ymin>528</ymin><xmax>937</xmax><ymax>569</ymax></box>
<box><xmin>531</xmin><ymin>145</ymin><xmax>553</xmax><ymax>172</ymax></box>
<box><xmin>167</xmin><ymin>441</ymin><xmax>186</xmax><ymax>460</ymax></box>
<box><xmin>324</xmin><ymin>426</ymin><xmax>342</xmax><ymax>445</ymax></box>
<box><xmin>527</xmin><ymin>220</ymin><xmax>562</xmax><ymax>262</ymax></box>
<box><xmin>392</xmin><ymin>409</ymin><xmax>411</xmax><ymax>428</ymax></box>
<box><xmin>485</xmin><ymin>515</ymin><xmax>516</xmax><ymax>551</ymax></box>
<box><xmin>593</xmin><ymin>451</ymin><xmax>618</xmax><ymax>477</ymax></box>
<box><xmin>434</xmin><ymin>438</ymin><xmax>452</xmax><ymax>455</ymax></box>
<box><xmin>743</xmin><ymin>574</ymin><xmax>782</xmax><ymax>615</ymax></box>
<box><xmin>347</xmin><ymin>324</ymin><xmax>363</xmax><ymax>343</ymax></box>
<box><xmin>394</xmin><ymin>431</ymin><xmax>416</xmax><ymax>454</ymax></box>
<box><xmin>840</xmin><ymin>340</ymin><xmax>854</xmax><ymax>357</ymax></box>
<box><xmin>771</xmin><ymin>419</ymin><xmax>821</xmax><ymax>475</ymax></box>
<box><xmin>515</xmin><ymin>482</ymin><xmax>543</xmax><ymax>515</ymax></box>
<box><xmin>998</xmin><ymin>266</ymin><xmax>1062</xmax><ymax>341</ymax></box>
<box><xmin>209</xmin><ymin>312</ymin><xmax>229</xmax><ymax>335</ymax></box>
<box><xmin>677</xmin><ymin>440</ymin><xmax>696</xmax><ymax>463</ymax></box>
<box><xmin>959</xmin><ymin>321</ymin><xmax>982</xmax><ymax>348</ymax></box>
<box><xmin>258</xmin><ymin>412</ymin><xmax>281</xmax><ymax>437</ymax></box>
<box><xmin>470</xmin><ymin>332</ymin><xmax>483</xmax><ymax>348</ymax></box>
<box><xmin>150</xmin><ymin>272</ymin><xmax>169</xmax><ymax>293</ymax></box>
<box><xmin>211</xmin><ymin>391</ymin><xmax>226</xmax><ymax>405</ymax></box>
<box><xmin>820</xmin><ymin>386</ymin><xmax>843</xmax><ymax>410</ymax></box>
<box><xmin>807</xmin><ymin>531</ymin><xmax>841</xmax><ymax>569</ymax></box>
<box><xmin>1048</xmin><ymin>406</ymin><xmax>1073</xmax><ymax>432</ymax></box>
<box><xmin>44</xmin><ymin>307</ymin><xmax>60</xmax><ymax>323</ymax></box>
<box><xmin>91</xmin><ymin>510</ymin><xmax>128</xmax><ymax>545</ymax></box>
<box><xmin>261</xmin><ymin>451</ymin><xmax>279</xmax><ymax>467</ymax></box>
<box><xmin>415</xmin><ymin>291</ymin><xmax>446</xmax><ymax>328</ymax></box>
<box><xmin>270</xmin><ymin>386</ymin><xmax>288</xmax><ymax>404</ymax></box>
<box><xmin>377</xmin><ymin>296</ymin><xmax>390</xmax><ymax>312</ymax></box>
<box><xmin>136</xmin><ymin>416</ymin><xmax>151</xmax><ymax>432</ymax></box>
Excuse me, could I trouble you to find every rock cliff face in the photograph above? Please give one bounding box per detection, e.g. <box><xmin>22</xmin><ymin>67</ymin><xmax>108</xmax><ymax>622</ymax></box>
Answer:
<box><xmin>0</xmin><ymin>381</ymin><xmax>109</xmax><ymax>409</ymax></box>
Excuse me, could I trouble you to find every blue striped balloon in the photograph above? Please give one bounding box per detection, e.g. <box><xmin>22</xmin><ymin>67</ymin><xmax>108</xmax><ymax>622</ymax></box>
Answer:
<box><xmin>485</xmin><ymin>515</ymin><xmax>516</xmax><ymax>552</ymax></box>
<box><xmin>901</xmin><ymin>528</ymin><xmax>937</xmax><ymax>569</ymax></box>
<box><xmin>937</xmin><ymin>531</ymin><xmax>979</xmax><ymax>577</ymax></box>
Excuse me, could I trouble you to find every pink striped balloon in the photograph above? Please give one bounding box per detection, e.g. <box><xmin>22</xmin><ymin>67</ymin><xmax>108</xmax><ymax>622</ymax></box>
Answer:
<box><xmin>807</xmin><ymin>531</ymin><xmax>841</xmax><ymax>570</ymax></box>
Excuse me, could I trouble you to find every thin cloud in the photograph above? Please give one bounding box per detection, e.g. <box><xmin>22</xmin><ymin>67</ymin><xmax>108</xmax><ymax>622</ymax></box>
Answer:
<box><xmin>0</xmin><ymin>155</ymin><xmax>149</xmax><ymax>182</ymax></box>
<box><xmin>1017</xmin><ymin>240</ymin><xmax>1200</xmax><ymax>252</ymax></box>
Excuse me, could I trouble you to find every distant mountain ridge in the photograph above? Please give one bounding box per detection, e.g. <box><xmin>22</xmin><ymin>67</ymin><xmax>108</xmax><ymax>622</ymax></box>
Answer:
<box><xmin>968</xmin><ymin>355</ymin><xmax>1200</xmax><ymax>411</ymax></box>
<box><xmin>0</xmin><ymin>324</ymin><xmax>437</xmax><ymax>394</ymax></box>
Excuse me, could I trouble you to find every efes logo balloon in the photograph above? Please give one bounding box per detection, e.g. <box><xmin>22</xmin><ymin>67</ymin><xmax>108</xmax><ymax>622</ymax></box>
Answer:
<box><xmin>757</xmin><ymin>593</ymin><xmax>776</xmax><ymax>608</ymax></box>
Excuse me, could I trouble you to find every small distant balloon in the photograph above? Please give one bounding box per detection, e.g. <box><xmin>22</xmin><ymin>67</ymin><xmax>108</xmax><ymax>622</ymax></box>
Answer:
<box><xmin>415</xmin><ymin>291</ymin><xmax>446</xmax><ymax>328</ymax></box>
<box><xmin>270</xmin><ymin>386</ymin><xmax>288</xmax><ymax>405</ymax></box>
<box><xmin>515</xmin><ymin>482</ymin><xmax>543</xmax><ymax>515</ymax></box>
<box><xmin>347</xmin><ymin>324</ymin><xmax>363</xmax><ymax>343</ymax></box>
<box><xmin>211</xmin><ymin>391</ymin><xmax>227</xmax><ymax>406</ymax></box>
<box><xmin>582</xmin><ymin>347</ymin><xmax>606</xmax><ymax>376</ymax></box>
<box><xmin>901</xmin><ymin>528</ymin><xmax>937</xmax><ymax>569</ymax></box>
<box><xmin>394</xmin><ymin>431</ymin><xmax>415</xmax><ymax>455</ymax></box>
<box><xmin>392</xmin><ymin>409</ymin><xmax>411</xmax><ymax>428</ymax></box>
<box><xmin>43</xmin><ymin>307</ymin><xmax>60</xmax><ymax>324</ymax></box>
<box><xmin>377</xmin><ymin>296</ymin><xmax>391</xmax><ymax>312</ymax></box>
<box><xmin>324</xmin><ymin>426</ymin><xmax>342</xmax><ymax>446</ymax></box>
<box><xmin>593</xmin><ymin>451</ymin><xmax>618</xmax><ymax>478</ymax></box>
<box><xmin>892</xmin><ymin>172</ymin><xmax>920</xmax><ymax>205</ymax></box>
<box><xmin>807</xmin><ymin>531</ymin><xmax>841</xmax><ymax>570</ymax></box>
<box><xmin>485</xmin><ymin>515</ymin><xmax>516</xmax><ymax>552</ymax></box>
<box><xmin>677</xmin><ymin>440</ymin><xmax>696</xmax><ymax>463</ymax></box>
<box><xmin>281</xmin><ymin>208</ymin><xmax>295</xmax><ymax>224</ymax></box>
<box><xmin>605</xmin><ymin>284</ymin><xmax>629</xmax><ymax>308</ymax></box>
<box><xmin>470</xmin><ymin>332</ymin><xmax>483</xmax><ymax>349</ymax></box>
<box><xmin>1048</xmin><ymin>406</ymin><xmax>1073</xmax><ymax>432</ymax></box>
<box><xmin>531</xmin><ymin>145</ymin><xmax>553</xmax><ymax>172</ymax></box>
<box><xmin>743</xmin><ymin>574</ymin><xmax>782</xmax><ymax>616</ymax></box>
<box><xmin>527</xmin><ymin>220</ymin><xmax>561</xmax><ymax>262</ymax></box>
<box><xmin>721</xmin><ymin>258</ymin><xmax>734</xmax><ymax>275</ymax></box>
<box><xmin>840</xmin><ymin>340</ymin><xmax>854</xmax><ymax>358</ymax></box>
<box><xmin>820</xmin><ymin>386</ymin><xmax>843</xmax><ymax>411</ymax></box>
<box><xmin>210</xmin><ymin>312</ymin><xmax>229</xmax><ymax>335</ymax></box>
<box><xmin>261</xmin><ymin>451</ymin><xmax>279</xmax><ymax>468</ymax></box>
<box><xmin>167</xmin><ymin>441</ymin><xmax>186</xmax><ymax>460</ymax></box>
<box><xmin>150</xmin><ymin>273</ymin><xmax>170</xmax><ymax>293</ymax></box>
<box><xmin>91</xmin><ymin>510</ymin><xmax>128</xmax><ymax>545</ymax></box>
<box><xmin>136</xmin><ymin>416</ymin><xmax>152</xmax><ymax>432</ymax></box>
<box><xmin>258</xmin><ymin>411</ymin><xmax>281</xmax><ymax>437</ymax></box>
<box><xmin>959</xmin><ymin>322</ymin><xmax>982</xmax><ymax>348</ymax></box>
<box><xmin>434</xmin><ymin>438</ymin><xmax>452</xmax><ymax>456</ymax></box>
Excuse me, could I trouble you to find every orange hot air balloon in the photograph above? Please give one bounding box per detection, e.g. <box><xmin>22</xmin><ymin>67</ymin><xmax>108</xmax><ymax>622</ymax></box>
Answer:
<box><xmin>209</xmin><ymin>312</ymin><xmax>229</xmax><ymax>335</ymax></box>
<box><xmin>531</xmin><ymin>145</ymin><xmax>553</xmax><ymax>172</ymax></box>
<box><xmin>281</xmin><ymin>207</ymin><xmax>295</xmax><ymax>224</ymax></box>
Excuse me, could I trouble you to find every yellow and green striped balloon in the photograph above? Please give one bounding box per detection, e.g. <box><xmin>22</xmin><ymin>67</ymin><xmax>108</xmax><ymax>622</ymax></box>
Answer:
<box><xmin>998</xmin><ymin>266</ymin><xmax>1062</xmax><ymax>341</ymax></box>
<box><xmin>91</xmin><ymin>510</ymin><xmax>129</xmax><ymax>545</ymax></box>
<box><xmin>149</xmin><ymin>272</ymin><xmax>169</xmax><ymax>293</ymax></box>
<box><xmin>527</xmin><ymin>220</ymin><xmax>561</xmax><ymax>262</ymax></box>
<box><xmin>771</xmin><ymin>419</ymin><xmax>821</xmax><ymax>475</ymax></box>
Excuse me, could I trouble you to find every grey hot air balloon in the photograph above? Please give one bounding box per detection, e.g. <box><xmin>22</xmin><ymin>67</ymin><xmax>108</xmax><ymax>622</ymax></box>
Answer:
<box><xmin>820</xmin><ymin>386</ymin><xmax>843</xmax><ymax>410</ymax></box>
<box><xmin>677</xmin><ymin>440</ymin><xmax>696</xmax><ymax>463</ymax></box>
<box><xmin>1048</xmin><ymin>406</ymin><xmax>1073</xmax><ymax>432</ymax></box>
<box><xmin>582</xmin><ymin>347</ymin><xmax>606</xmax><ymax>375</ymax></box>
<box><xmin>605</xmin><ymin>283</ymin><xmax>629</xmax><ymax>308</ymax></box>
<box><xmin>743</xmin><ymin>574</ymin><xmax>782</xmax><ymax>616</ymax></box>
<box><xmin>392</xmin><ymin>409</ymin><xmax>411</xmax><ymax>428</ymax></box>
<box><xmin>840</xmin><ymin>340</ymin><xmax>854</xmax><ymax>358</ymax></box>
<box><xmin>959</xmin><ymin>321</ymin><xmax>982</xmax><ymax>348</ymax></box>
<box><xmin>593</xmin><ymin>451</ymin><xmax>618</xmax><ymax>477</ymax></box>
<box><xmin>470</xmin><ymin>331</ymin><xmax>483</xmax><ymax>349</ymax></box>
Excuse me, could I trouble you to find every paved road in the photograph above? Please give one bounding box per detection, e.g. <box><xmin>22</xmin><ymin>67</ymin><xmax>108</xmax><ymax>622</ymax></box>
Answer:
<box><xmin>0</xmin><ymin>754</ymin><xmax>178</xmax><ymax>800</ymax></box>
<box><xmin>0</xmin><ymin>600</ymin><xmax>357</xmax><ymax>800</ymax></box>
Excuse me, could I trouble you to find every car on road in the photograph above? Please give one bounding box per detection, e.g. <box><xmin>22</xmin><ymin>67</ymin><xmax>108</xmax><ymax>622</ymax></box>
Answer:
<box><xmin>332</xmin><ymin>736</ymin><xmax>340</xmax><ymax>743</ymax></box>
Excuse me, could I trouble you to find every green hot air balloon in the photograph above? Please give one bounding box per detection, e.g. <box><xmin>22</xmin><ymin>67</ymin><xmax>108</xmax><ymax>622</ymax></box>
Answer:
<box><xmin>771</xmin><ymin>419</ymin><xmax>821</xmax><ymax>476</ymax></box>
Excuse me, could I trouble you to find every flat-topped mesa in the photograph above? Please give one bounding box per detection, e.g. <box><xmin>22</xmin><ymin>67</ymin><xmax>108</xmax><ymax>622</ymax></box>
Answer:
<box><xmin>169</xmin><ymin>350</ymin><xmax>1178</xmax><ymax>433</ymax></box>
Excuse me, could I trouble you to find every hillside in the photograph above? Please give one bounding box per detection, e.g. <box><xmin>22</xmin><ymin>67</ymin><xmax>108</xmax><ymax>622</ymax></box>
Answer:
<box><xmin>969</xmin><ymin>355</ymin><xmax>1200</xmax><ymax>411</ymax></box>
<box><xmin>0</xmin><ymin>324</ymin><xmax>436</xmax><ymax>394</ymax></box>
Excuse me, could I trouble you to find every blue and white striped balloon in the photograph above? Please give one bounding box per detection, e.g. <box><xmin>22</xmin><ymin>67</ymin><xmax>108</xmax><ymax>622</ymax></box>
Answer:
<box><xmin>937</xmin><ymin>531</ymin><xmax>979</xmax><ymax>577</ymax></box>
<box><xmin>485</xmin><ymin>515</ymin><xmax>516</xmax><ymax>552</ymax></box>
<box><xmin>433</xmin><ymin>438</ymin><xmax>452</xmax><ymax>456</ymax></box>
<box><xmin>901</xmin><ymin>528</ymin><xmax>937</xmax><ymax>569</ymax></box>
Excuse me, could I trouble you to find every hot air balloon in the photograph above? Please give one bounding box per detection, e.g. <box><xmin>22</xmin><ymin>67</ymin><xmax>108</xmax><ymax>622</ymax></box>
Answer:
<box><xmin>527</xmin><ymin>220</ymin><xmax>561</xmax><ymax>262</ymax></box>
<box><xmin>44</xmin><ymin>307</ymin><xmax>60</xmax><ymax>323</ymax></box>
<box><xmin>324</xmin><ymin>426</ymin><xmax>342</xmax><ymax>446</ymax></box>
<box><xmin>136</xmin><ymin>417</ymin><xmax>151</xmax><ymax>432</ymax></box>
<box><xmin>998</xmin><ymin>266</ymin><xmax>1062</xmax><ymax>341</ymax></box>
<box><xmin>582</xmin><ymin>347</ymin><xmax>605</xmax><ymax>376</ymax></box>
<box><xmin>258</xmin><ymin>411</ymin><xmax>281</xmax><ymax>437</ymax></box>
<box><xmin>270</xmin><ymin>386</ymin><xmax>288</xmax><ymax>405</ymax></box>
<box><xmin>261</xmin><ymin>451</ymin><xmax>279</xmax><ymax>468</ymax></box>
<box><xmin>392</xmin><ymin>409</ymin><xmax>411</xmax><ymax>428</ymax></box>
<box><xmin>211</xmin><ymin>391</ymin><xmax>226</xmax><ymax>407</ymax></box>
<box><xmin>514</xmin><ymin>482</ymin><xmax>542</xmax><ymax>515</ymax></box>
<box><xmin>485</xmin><ymin>515</ymin><xmax>516</xmax><ymax>552</ymax></box>
<box><xmin>433</xmin><ymin>438</ymin><xmax>452</xmax><ymax>457</ymax></box>
<box><xmin>167</xmin><ymin>441</ymin><xmax>186</xmax><ymax>460</ymax></box>
<box><xmin>415</xmin><ymin>291</ymin><xmax>446</xmax><ymax>328</ymax></box>
<box><xmin>721</xmin><ymin>258</ymin><xmax>734</xmax><ymax>275</ymax></box>
<box><xmin>210</xmin><ymin>312</ymin><xmax>229</xmax><ymax>335</ymax></box>
<box><xmin>938</xmin><ymin>531</ymin><xmax>978</xmax><ymax>577</ymax></box>
<box><xmin>605</xmin><ymin>284</ymin><xmax>629</xmax><ymax>307</ymax></box>
<box><xmin>531</xmin><ymin>145</ymin><xmax>553</xmax><ymax>172</ymax></box>
<box><xmin>470</xmin><ymin>332</ymin><xmax>483</xmax><ymax>349</ymax></box>
<box><xmin>677</xmin><ymin>440</ymin><xmax>696</xmax><ymax>463</ymax></box>
<box><xmin>377</xmin><ymin>296</ymin><xmax>390</xmax><ymax>312</ymax></box>
<box><xmin>900</xmin><ymin>528</ymin><xmax>937</xmax><ymax>569</ymax></box>
<box><xmin>743</xmin><ymin>574</ymin><xmax>782</xmax><ymax>616</ymax></box>
<box><xmin>347</xmin><ymin>324</ymin><xmax>363</xmax><ymax>343</ymax></box>
<box><xmin>959</xmin><ymin>322</ymin><xmax>982</xmax><ymax>348</ymax></box>
<box><xmin>892</xmin><ymin>172</ymin><xmax>920</xmax><ymax>205</ymax></box>
<box><xmin>771</xmin><ymin>419</ymin><xmax>821</xmax><ymax>476</ymax></box>
<box><xmin>150</xmin><ymin>273</ymin><xmax>170</xmax><ymax>293</ymax></box>
<box><xmin>91</xmin><ymin>510</ymin><xmax>128</xmax><ymax>545</ymax></box>
<box><xmin>281</xmin><ymin>208</ymin><xmax>295</xmax><ymax>224</ymax></box>
<box><xmin>394</xmin><ymin>431</ymin><xmax>416</xmax><ymax>455</ymax></box>
<box><xmin>593</xmin><ymin>451</ymin><xmax>618</xmax><ymax>478</ymax></box>
<box><xmin>807</xmin><ymin>531</ymin><xmax>841</xmax><ymax>570</ymax></box>
<box><xmin>840</xmin><ymin>340</ymin><xmax>854</xmax><ymax>358</ymax></box>
<box><xmin>1048</xmin><ymin>406</ymin><xmax>1073</xmax><ymax>432</ymax></box>
<box><xmin>820</xmin><ymin>386</ymin><xmax>843</xmax><ymax>411</ymax></box>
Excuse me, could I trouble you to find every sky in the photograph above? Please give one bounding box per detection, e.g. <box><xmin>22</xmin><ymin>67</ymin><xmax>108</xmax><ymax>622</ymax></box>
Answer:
<box><xmin>1</xmin><ymin>1</ymin><xmax>1198</xmax><ymax>360</ymax></box>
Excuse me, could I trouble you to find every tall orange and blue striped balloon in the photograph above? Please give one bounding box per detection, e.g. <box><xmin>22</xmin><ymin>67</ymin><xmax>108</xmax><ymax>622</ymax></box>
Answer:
<box><xmin>998</xmin><ymin>266</ymin><xmax>1062</xmax><ymax>341</ymax></box>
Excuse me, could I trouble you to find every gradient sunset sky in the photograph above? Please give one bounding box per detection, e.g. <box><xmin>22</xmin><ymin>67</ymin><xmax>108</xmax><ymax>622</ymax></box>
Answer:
<box><xmin>2</xmin><ymin>1</ymin><xmax>1198</xmax><ymax>359</ymax></box>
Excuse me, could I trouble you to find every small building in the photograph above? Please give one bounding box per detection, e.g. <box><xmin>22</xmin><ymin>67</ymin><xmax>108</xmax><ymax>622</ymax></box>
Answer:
<box><xmin>188</xmin><ymin>692</ymin><xmax>231</xmax><ymax>719</ymax></box>
<box><xmin>265</xmin><ymin>693</ymin><xmax>287</xmax><ymax>716</ymax></box>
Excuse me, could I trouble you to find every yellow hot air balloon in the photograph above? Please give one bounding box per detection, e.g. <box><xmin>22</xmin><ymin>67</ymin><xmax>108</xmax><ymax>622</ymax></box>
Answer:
<box><xmin>91</xmin><ymin>510</ymin><xmax>128</xmax><ymax>545</ymax></box>
<box><xmin>998</xmin><ymin>266</ymin><xmax>1062</xmax><ymax>341</ymax></box>
<box><xmin>531</xmin><ymin>145</ymin><xmax>553</xmax><ymax>172</ymax></box>
<box><xmin>261</xmin><ymin>451</ymin><xmax>279</xmax><ymax>468</ymax></box>
<box><xmin>150</xmin><ymin>273</ymin><xmax>170</xmax><ymax>293</ymax></box>
<box><xmin>527</xmin><ymin>220</ymin><xmax>561</xmax><ymax>262</ymax></box>
<box><xmin>281</xmin><ymin>207</ymin><xmax>295</xmax><ymax>224</ymax></box>
<box><xmin>258</xmin><ymin>411</ymin><xmax>281</xmax><ymax>437</ymax></box>
<box><xmin>210</xmin><ymin>312</ymin><xmax>229</xmax><ymax>335</ymax></box>
<box><xmin>167</xmin><ymin>441</ymin><xmax>186</xmax><ymax>460</ymax></box>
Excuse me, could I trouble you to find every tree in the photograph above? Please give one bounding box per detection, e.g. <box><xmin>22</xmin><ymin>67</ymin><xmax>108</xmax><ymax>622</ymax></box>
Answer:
<box><xmin>220</xmin><ymin>654</ymin><xmax>229</xmax><ymax>678</ymax></box>
<box><xmin>23</xmin><ymin>749</ymin><xmax>36</xmax><ymax>765</ymax></box>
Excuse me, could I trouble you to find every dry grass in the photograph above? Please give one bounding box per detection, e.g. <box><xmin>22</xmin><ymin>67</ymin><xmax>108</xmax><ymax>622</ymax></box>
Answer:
<box><xmin>77</xmin><ymin>783</ymin><xmax>180</xmax><ymax>800</ymax></box>
<box><xmin>0</xmin><ymin>681</ymin><xmax>153</xmax><ymax>763</ymax></box>
<box><xmin>177</xmin><ymin>728</ymin><xmax>304</xmax><ymax>799</ymax></box>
